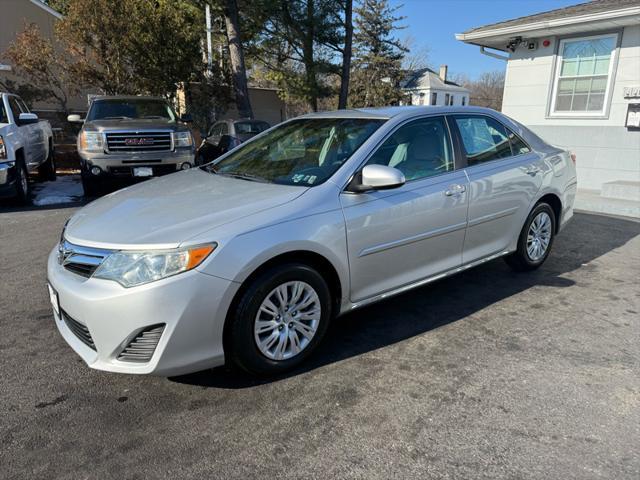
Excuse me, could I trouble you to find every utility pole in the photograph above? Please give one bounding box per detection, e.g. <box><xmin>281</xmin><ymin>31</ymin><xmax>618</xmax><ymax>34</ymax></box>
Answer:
<box><xmin>205</xmin><ymin>3</ymin><xmax>213</xmax><ymax>74</ymax></box>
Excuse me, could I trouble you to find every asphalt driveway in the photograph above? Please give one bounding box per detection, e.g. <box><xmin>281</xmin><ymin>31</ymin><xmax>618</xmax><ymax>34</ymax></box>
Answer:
<box><xmin>0</xmin><ymin>206</ymin><xmax>638</xmax><ymax>479</ymax></box>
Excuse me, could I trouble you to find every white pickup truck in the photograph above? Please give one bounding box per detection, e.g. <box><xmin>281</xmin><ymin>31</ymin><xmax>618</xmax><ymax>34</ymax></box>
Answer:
<box><xmin>0</xmin><ymin>92</ymin><xmax>55</xmax><ymax>202</ymax></box>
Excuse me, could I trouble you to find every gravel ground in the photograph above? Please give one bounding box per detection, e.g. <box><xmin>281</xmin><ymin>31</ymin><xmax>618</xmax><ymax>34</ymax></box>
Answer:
<box><xmin>0</xmin><ymin>206</ymin><xmax>638</xmax><ymax>479</ymax></box>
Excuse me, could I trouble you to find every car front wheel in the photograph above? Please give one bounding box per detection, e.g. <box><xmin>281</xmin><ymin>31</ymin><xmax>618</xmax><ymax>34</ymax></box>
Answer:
<box><xmin>505</xmin><ymin>202</ymin><xmax>556</xmax><ymax>272</ymax></box>
<box><xmin>227</xmin><ymin>263</ymin><xmax>332</xmax><ymax>376</ymax></box>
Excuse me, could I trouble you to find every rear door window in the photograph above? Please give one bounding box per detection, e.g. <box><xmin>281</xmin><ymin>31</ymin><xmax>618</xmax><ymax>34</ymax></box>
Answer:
<box><xmin>507</xmin><ymin>130</ymin><xmax>531</xmax><ymax>156</ymax></box>
<box><xmin>453</xmin><ymin>115</ymin><xmax>513</xmax><ymax>165</ymax></box>
<box><xmin>234</xmin><ymin>121</ymin><xmax>270</xmax><ymax>134</ymax></box>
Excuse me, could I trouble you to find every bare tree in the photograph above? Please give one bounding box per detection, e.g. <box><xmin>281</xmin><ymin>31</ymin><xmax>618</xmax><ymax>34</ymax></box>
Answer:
<box><xmin>453</xmin><ymin>70</ymin><xmax>505</xmax><ymax>111</ymax></box>
<box><xmin>401</xmin><ymin>35</ymin><xmax>430</xmax><ymax>72</ymax></box>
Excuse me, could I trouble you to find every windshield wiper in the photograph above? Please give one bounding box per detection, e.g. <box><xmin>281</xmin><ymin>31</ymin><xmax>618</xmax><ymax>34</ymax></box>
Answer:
<box><xmin>220</xmin><ymin>171</ymin><xmax>269</xmax><ymax>183</ymax></box>
<box><xmin>142</xmin><ymin>115</ymin><xmax>166</xmax><ymax>119</ymax></box>
<box><xmin>103</xmin><ymin>116</ymin><xmax>132</xmax><ymax>120</ymax></box>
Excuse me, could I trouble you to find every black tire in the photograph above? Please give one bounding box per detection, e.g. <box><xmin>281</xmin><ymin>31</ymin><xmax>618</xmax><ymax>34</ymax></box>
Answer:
<box><xmin>81</xmin><ymin>174</ymin><xmax>100</xmax><ymax>197</ymax></box>
<box><xmin>227</xmin><ymin>263</ymin><xmax>333</xmax><ymax>376</ymax></box>
<box><xmin>13</xmin><ymin>157</ymin><xmax>30</xmax><ymax>203</ymax></box>
<box><xmin>38</xmin><ymin>144</ymin><xmax>56</xmax><ymax>181</ymax></box>
<box><xmin>505</xmin><ymin>202</ymin><xmax>556</xmax><ymax>272</ymax></box>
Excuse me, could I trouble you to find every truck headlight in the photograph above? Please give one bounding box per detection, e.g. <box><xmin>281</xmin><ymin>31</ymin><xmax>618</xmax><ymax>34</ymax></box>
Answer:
<box><xmin>173</xmin><ymin>131</ymin><xmax>193</xmax><ymax>148</ymax></box>
<box><xmin>93</xmin><ymin>244</ymin><xmax>216</xmax><ymax>287</ymax></box>
<box><xmin>78</xmin><ymin>132</ymin><xmax>104</xmax><ymax>152</ymax></box>
<box><xmin>0</xmin><ymin>135</ymin><xmax>7</xmax><ymax>160</ymax></box>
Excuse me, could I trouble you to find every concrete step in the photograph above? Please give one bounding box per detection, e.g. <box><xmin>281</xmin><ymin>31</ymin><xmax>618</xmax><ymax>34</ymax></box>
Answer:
<box><xmin>601</xmin><ymin>181</ymin><xmax>640</xmax><ymax>201</ymax></box>
<box><xmin>575</xmin><ymin>189</ymin><xmax>640</xmax><ymax>218</ymax></box>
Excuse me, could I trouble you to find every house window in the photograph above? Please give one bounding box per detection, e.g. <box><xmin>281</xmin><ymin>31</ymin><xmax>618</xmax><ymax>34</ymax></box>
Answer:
<box><xmin>551</xmin><ymin>33</ymin><xmax>618</xmax><ymax>116</ymax></box>
<box><xmin>430</xmin><ymin>92</ymin><xmax>437</xmax><ymax>105</ymax></box>
<box><xmin>445</xmin><ymin>93</ymin><xmax>450</xmax><ymax>105</ymax></box>
<box><xmin>419</xmin><ymin>93</ymin><xmax>425</xmax><ymax>105</ymax></box>
<box><xmin>461</xmin><ymin>96</ymin><xmax>466</xmax><ymax>106</ymax></box>
<box><xmin>449</xmin><ymin>95</ymin><xmax>454</xmax><ymax>106</ymax></box>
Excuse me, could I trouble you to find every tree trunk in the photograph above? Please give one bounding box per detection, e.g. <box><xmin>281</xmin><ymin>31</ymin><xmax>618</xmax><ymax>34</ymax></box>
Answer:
<box><xmin>338</xmin><ymin>0</ymin><xmax>352</xmax><ymax>109</ymax></box>
<box><xmin>303</xmin><ymin>0</ymin><xmax>318</xmax><ymax>112</ymax></box>
<box><xmin>224</xmin><ymin>0</ymin><xmax>254</xmax><ymax>119</ymax></box>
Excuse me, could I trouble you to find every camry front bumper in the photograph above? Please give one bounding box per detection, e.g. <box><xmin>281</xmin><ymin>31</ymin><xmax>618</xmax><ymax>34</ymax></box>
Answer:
<box><xmin>47</xmin><ymin>247</ymin><xmax>239</xmax><ymax>376</ymax></box>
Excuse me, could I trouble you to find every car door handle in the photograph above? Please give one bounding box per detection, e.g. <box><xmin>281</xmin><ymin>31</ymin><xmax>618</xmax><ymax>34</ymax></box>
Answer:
<box><xmin>444</xmin><ymin>184</ymin><xmax>466</xmax><ymax>196</ymax></box>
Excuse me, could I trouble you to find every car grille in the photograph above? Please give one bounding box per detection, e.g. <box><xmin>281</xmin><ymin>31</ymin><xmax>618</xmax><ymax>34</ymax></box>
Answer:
<box><xmin>118</xmin><ymin>324</ymin><xmax>165</xmax><ymax>363</ymax></box>
<box><xmin>108</xmin><ymin>164</ymin><xmax>177</xmax><ymax>176</ymax></box>
<box><xmin>60</xmin><ymin>309</ymin><xmax>96</xmax><ymax>350</ymax></box>
<box><xmin>58</xmin><ymin>240</ymin><xmax>111</xmax><ymax>278</ymax></box>
<box><xmin>105</xmin><ymin>131</ymin><xmax>172</xmax><ymax>152</ymax></box>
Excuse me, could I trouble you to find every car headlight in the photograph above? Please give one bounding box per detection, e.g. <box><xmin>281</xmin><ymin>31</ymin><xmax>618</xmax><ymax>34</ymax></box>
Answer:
<box><xmin>78</xmin><ymin>132</ymin><xmax>104</xmax><ymax>152</ymax></box>
<box><xmin>173</xmin><ymin>131</ymin><xmax>193</xmax><ymax>148</ymax></box>
<box><xmin>93</xmin><ymin>243</ymin><xmax>216</xmax><ymax>287</ymax></box>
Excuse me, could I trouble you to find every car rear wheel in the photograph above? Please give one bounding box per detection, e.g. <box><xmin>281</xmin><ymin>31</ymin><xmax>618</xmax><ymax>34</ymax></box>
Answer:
<box><xmin>227</xmin><ymin>263</ymin><xmax>332</xmax><ymax>376</ymax></box>
<box><xmin>505</xmin><ymin>202</ymin><xmax>556</xmax><ymax>272</ymax></box>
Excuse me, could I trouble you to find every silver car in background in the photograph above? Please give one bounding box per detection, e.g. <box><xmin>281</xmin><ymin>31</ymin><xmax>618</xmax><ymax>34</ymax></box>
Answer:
<box><xmin>47</xmin><ymin>106</ymin><xmax>577</xmax><ymax>376</ymax></box>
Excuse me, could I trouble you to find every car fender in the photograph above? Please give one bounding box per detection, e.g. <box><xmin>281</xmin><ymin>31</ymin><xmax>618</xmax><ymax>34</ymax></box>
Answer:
<box><xmin>197</xmin><ymin>208</ymin><xmax>351</xmax><ymax>311</ymax></box>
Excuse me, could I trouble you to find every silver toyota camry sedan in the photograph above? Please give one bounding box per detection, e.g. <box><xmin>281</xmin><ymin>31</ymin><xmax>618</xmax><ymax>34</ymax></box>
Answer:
<box><xmin>47</xmin><ymin>106</ymin><xmax>577</xmax><ymax>376</ymax></box>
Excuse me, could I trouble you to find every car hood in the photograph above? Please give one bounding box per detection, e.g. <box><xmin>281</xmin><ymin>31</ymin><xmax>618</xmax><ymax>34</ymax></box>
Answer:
<box><xmin>65</xmin><ymin>169</ymin><xmax>308</xmax><ymax>249</ymax></box>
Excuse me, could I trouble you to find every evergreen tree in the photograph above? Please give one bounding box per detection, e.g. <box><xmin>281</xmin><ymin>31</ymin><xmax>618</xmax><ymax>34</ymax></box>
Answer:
<box><xmin>350</xmin><ymin>0</ymin><xmax>407</xmax><ymax>107</ymax></box>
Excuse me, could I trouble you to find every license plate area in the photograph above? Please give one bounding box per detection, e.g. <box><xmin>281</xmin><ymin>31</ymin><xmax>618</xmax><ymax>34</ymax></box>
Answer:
<box><xmin>133</xmin><ymin>167</ymin><xmax>153</xmax><ymax>177</ymax></box>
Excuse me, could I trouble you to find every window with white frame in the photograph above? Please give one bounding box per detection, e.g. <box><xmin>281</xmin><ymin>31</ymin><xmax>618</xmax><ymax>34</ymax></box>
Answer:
<box><xmin>551</xmin><ymin>33</ymin><xmax>618</xmax><ymax>115</ymax></box>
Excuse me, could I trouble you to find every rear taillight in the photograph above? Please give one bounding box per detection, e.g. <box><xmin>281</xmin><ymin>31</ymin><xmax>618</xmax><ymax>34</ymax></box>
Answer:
<box><xmin>570</xmin><ymin>152</ymin><xmax>576</xmax><ymax>165</ymax></box>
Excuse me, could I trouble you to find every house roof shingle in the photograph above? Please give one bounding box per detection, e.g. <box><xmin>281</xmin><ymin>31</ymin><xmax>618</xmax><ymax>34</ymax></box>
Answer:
<box><xmin>401</xmin><ymin>68</ymin><xmax>469</xmax><ymax>92</ymax></box>
<box><xmin>462</xmin><ymin>0</ymin><xmax>640</xmax><ymax>35</ymax></box>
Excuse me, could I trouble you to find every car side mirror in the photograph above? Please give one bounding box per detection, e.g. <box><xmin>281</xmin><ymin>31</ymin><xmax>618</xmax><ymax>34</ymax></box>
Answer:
<box><xmin>347</xmin><ymin>164</ymin><xmax>406</xmax><ymax>193</ymax></box>
<box><xmin>18</xmin><ymin>112</ymin><xmax>39</xmax><ymax>125</ymax></box>
<box><xmin>67</xmin><ymin>114</ymin><xmax>83</xmax><ymax>123</ymax></box>
<box><xmin>180</xmin><ymin>113</ymin><xmax>193</xmax><ymax>123</ymax></box>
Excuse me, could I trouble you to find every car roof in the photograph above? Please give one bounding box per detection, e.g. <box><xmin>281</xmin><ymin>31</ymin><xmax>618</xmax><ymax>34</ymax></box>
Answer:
<box><xmin>298</xmin><ymin>106</ymin><xmax>504</xmax><ymax>120</ymax></box>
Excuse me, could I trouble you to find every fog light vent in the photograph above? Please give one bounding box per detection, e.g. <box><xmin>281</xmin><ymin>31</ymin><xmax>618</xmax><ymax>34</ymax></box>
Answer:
<box><xmin>117</xmin><ymin>324</ymin><xmax>165</xmax><ymax>363</ymax></box>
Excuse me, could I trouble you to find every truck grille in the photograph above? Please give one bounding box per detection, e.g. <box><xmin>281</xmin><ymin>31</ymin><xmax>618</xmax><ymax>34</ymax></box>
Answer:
<box><xmin>60</xmin><ymin>309</ymin><xmax>96</xmax><ymax>350</ymax></box>
<box><xmin>118</xmin><ymin>324</ymin><xmax>165</xmax><ymax>363</ymax></box>
<box><xmin>105</xmin><ymin>131</ymin><xmax>172</xmax><ymax>152</ymax></box>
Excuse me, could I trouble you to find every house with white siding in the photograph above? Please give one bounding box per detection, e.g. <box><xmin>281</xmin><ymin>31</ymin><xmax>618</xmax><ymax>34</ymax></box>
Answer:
<box><xmin>400</xmin><ymin>66</ymin><xmax>470</xmax><ymax>107</ymax></box>
<box><xmin>456</xmin><ymin>0</ymin><xmax>640</xmax><ymax>217</ymax></box>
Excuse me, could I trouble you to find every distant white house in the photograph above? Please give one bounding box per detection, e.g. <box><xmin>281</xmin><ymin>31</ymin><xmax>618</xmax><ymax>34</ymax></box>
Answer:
<box><xmin>456</xmin><ymin>0</ymin><xmax>640</xmax><ymax>217</ymax></box>
<box><xmin>400</xmin><ymin>66</ymin><xmax>470</xmax><ymax>107</ymax></box>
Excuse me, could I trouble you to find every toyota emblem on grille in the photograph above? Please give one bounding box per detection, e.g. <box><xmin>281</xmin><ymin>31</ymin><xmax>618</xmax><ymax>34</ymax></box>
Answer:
<box><xmin>125</xmin><ymin>137</ymin><xmax>154</xmax><ymax>146</ymax></box>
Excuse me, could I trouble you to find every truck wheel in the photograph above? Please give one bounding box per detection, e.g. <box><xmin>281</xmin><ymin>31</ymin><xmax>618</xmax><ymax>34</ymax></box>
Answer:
<box><xmin>14</xmin><ymin>159</ymin><xmax>30</xmax><ymax>203</ymax></box>
<box><xmin>38</xmin><ymin>145</ymin><xmax>56</xmax><ymax>181</ymax></box>
<box><xmin>81</xmin><ymin>175</ymin><xmax>100</xmax><ymax>197</ymax></box>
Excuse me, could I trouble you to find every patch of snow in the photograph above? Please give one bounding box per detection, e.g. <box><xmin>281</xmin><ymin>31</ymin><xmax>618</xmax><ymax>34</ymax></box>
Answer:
<box><xmin>32</xmin><ymin>175</ymin><xmax>83</xmax><ymax>206</ymax></box>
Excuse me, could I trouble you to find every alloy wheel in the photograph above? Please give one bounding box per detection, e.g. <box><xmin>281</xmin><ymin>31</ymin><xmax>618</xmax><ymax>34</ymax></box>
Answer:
<box><xmin>526</xmin><ymin>211</ymin><xmax>552</xmax><ymax>261</ymax></box>
<box><xmin>254</xmin><ymin>281</ymin><xmax>321</xmax><ymax>361</ymax></box>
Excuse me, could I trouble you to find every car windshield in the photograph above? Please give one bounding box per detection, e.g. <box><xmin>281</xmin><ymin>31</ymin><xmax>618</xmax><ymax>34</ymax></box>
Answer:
<box><xmin>234</xmin><ymin>120</ymin><xmax>270</xmax><ymax>134</ymax></box>
<box><xmin>87</xmin><ymin>99</ymin><xmax>176</xmax><ymax>121</ymax></box>
<box><xmin>207</xmin><ymin>118</ymin><xmax>385</xmax><ymax>186</ymax></box>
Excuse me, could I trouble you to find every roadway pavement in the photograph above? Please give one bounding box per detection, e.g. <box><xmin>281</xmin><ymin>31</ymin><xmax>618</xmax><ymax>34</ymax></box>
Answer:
<box><xmin>1</xmin><ymin>203</ymin><xmax>638</xmax><ymax>479</ymax></box>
